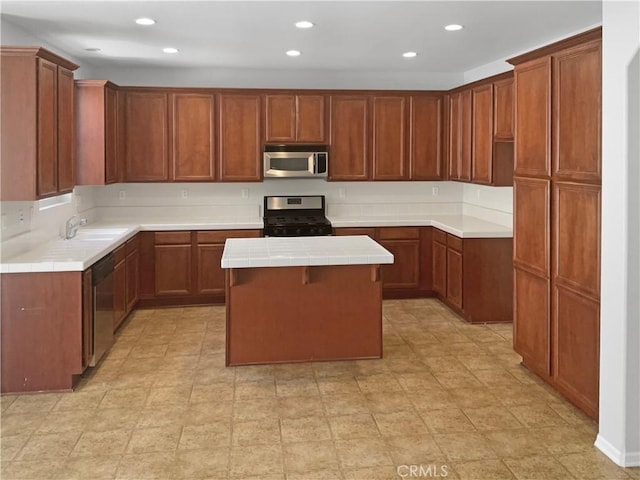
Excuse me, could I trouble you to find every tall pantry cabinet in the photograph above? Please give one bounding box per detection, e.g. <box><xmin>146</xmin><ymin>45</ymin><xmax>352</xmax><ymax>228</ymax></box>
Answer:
<box><xmin>508</xmin><ymin>28</ymin><xmax>602</xmax><ymax>420</ymax></box>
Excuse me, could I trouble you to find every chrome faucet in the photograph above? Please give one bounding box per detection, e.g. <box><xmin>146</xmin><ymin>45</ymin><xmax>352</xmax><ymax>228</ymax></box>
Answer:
<box><xmin>64</xmin><ymin>215</ymin><xmax>86</xmax><ymax>239</ymax></box>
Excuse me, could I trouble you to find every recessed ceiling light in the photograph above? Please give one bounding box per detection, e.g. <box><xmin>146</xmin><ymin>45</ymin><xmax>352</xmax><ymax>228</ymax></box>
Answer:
<box><xmin>295</xmin><ymin>21</ymin><xmax>314</xmax><ymax>29</ymax></box>
<box><xmin>85</xmin><ymin>48</ymin><xmax>101</xmax><ymax>52</ymax></box>
<box><xmin>135</xmin><ymin>17</ymin><xmax>156</xmax><ymax>26</ymax></box>
<box><xmin>403</xmin><ymin>51</ymin><xmax>418</xmax><ymax>58</ymax></box>
<box><xmin>444</xmin><ymin>24</ymin><xmax>463</xmax><ymax>31</ymax></box>
<box><xmin>163</xmin><ymin>47</ymin><xmax>179</xmax><ymax>54</ymax></box>
<box><xmin>286</xmin><ymin>50</ymin><xmax>301</xmax><ymax>57</ymax></box>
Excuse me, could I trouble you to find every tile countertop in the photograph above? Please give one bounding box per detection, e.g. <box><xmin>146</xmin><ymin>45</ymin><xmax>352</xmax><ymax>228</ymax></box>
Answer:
<box><xmin>221</xmin><ymin>235</ymin><xmax>394</xmax><ymax>269</ymax></box>
<box><xmin>0</xmin><ymin>213</ymin><xmax>511</xmax><ymax>273</ymax></box>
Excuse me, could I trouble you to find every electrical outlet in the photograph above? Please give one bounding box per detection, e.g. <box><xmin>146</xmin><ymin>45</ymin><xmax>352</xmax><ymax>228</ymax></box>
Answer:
<box><xmin>18</xmin><ymin>210</ymin><xmax>24</xmax><ymax>222</ymax></box>
<box><xmin>181</xmin><ymin>189</ymin><xmax>188</xmax><ymax>199</ymax></box>
<box><xmin>432</xmin><ymin>186</ymin><xmax>439</xmax><ymax>196</ymax></box>
<box><xmin>118</xmin><ymin>190</ymin><xmax>126</xmax><ymax>200</ymax></box>
<box><xmin>241</xmin><ymin>188</ymin><xmax>249</xmax><ymax>199</ymax></box>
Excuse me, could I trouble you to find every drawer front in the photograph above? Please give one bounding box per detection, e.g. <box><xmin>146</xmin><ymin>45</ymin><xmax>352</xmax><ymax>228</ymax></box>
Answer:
<box><xmin>125</xmin><ymin>235</ymin><xmax>139</xmax><ymax>254</ymax></box>
<box><xmin>114</xmin><ymin>245</ymin><xmax>126</xmax><ymax>264</ymax></box>
<box><xmin>377</xmin><ymin>227</ymin><xmax>420</xmax><ymax>240</ymax></box>
<box><xmin>447</xmin><ymin>234</ymin><xmax>463</xmax><ymax>252</ymax></box>
<box><xmin>197</xmin><ymin>229</ymin><xmax>261</xmax><ymax>244</ymax></box>
<box><xmin>155</xmin><ymin>231</ymin><xmax>192</xmax><ymax>245</ymax></box>
<box><xmin>432</xmin><ymin>228</ymin><xmax>447</xmax><ymax>245</ymax></box>
<box><xmin>334</xmin><ymin>228</ymin><xmax>376</xmax><ymax>238</ymax></box>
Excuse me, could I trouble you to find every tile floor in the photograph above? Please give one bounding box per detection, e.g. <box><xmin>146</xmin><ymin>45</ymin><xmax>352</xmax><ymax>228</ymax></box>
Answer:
<box><xmin>1</xmin><ymin>299</ymin><xmax>638</xmax><ymax>480</ymax></box>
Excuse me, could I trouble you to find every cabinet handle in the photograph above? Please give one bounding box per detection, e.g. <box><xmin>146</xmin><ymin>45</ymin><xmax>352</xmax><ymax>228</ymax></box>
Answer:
<box><xmin>371</xmin><ymin>265</ymin><xmax>380</xmax><ymax>283</ymax></box>
<box><xmin>302</xmin><ymin>266</ymin><xmax>310</xmax><ymax>285</ymax></box>
<box><xmin>19</xmin><ymin>307</ymin><xmax>45</xmax><ymax>312</ymax></box>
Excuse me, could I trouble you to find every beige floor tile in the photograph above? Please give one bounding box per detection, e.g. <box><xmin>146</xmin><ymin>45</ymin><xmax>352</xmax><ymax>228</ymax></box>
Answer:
<box><xmin>503</xmin><ymin>455</ymin><xmax>574</xmax><ymax>480</ymax></box>
<box><xmin>483</xmin><ymin>429</ymin><xmax>550</xmax><ymax>458</ymax></box>
<box><xmin>229</xmin><ymin>444</ymin><xmax>283</xmax><ymax>477</ymax></box>
<box><xmin>183</xmin><ymin>402</ymin><xmax>233</xmax><ymax>425</ymax></box>
<box><xmin>276</xmin><ymin>377</ymin><xmax>321</xmax><ymax>397</ymax></box>
<box><xmin>35</xmin><ymin>409</ymin><xmax>94</xmax><ymax>434</ymax></box>
<box><xmin>419</xmin><ymin>408</ymin><xmax>476</xmax><ymax>433</ymax></box>
<box><xmin>342</xmin><ymin>465</ymin><xmax>403</xmax><ymax>480</ymax></box>
<box><xmin>0</xmin><ymin>433</ymin><xmax>31</xmax><ymax>462</ymax></box>
<box><xmin>129</xmin><ymin>343</ymin><xmax>169</xmax><ymax>359</ymax></box>
<box><xmin>190</xmin><ymin>383</ymin><xmax>234</xmax><ymax>403</ymax></box>
<box><xmin>384</xmin><ymin>434</ymin><xmax>444</xmax><ymax>465</ymax></box>
<box><xmin>278</xmin><ymin>396</ymin><xmax>325</xmax><ymax>419</ymax></box>
<box><xmin>355</xmin><ymin>374</ymin><xmax>402</xmax><ymax>394</ymax></box>
<box><xmin>173</xmin><ymin>447</ymin><xmax>230</xmax><ymax>479</ymax></box>
<box><xmin>4</xmin><ymin>393</ymin><xmax>61</xmax><ymax>414</ymax></box>
<box><xmin>286</xmin><ymin>469</ymin><xmax>342</xmax><ymax>480</ymax></box>
<box><xmin>491</xmin><ymin>384</ymin><xmax>552</xmax><ymax>407</ymax></box>
<box><xmin>395</xmin><ymin>372</ymin><xmax>441</xmax><ymax>393</ymax></box>
<box><xmin>115</xmin><ymin>452</ymin><xmax>176</xmax><ymax>480</ymax></box>
<box><xmin>235</xmin><ymin>379</ymin><xmax>277</xmax><ymax>399</ymax></box>
<box><xmin>234</xmin><ymin>365</ymin><xmax>275</xmax><ymax>383</ymax></box>
<box><xmin>366</xmin><ymin>392</ymin><xmax>414</xmax><ymax>414</ymax></box>
<box><xmin>0</xmin><ymin>395</ymin><xmax>19</xmax><ymax>413</ymax></box>
<box><xmin>316</xmin><ymin>377</ymin><xmax>362</xmax><ymax>396</ymax></box>
<box><xmin>274</xmin><ymin>363</ymin><xmax>316</xmax><ymax>380</ymax></box>
<box><xmin>374</xmin><ymin>410</ymin><xmax>429</xmax><ymax>437</ymax></box>
<box><xmin>452</xmin><ymin>459</ymin><xmax>515</xmax><ymax>479</ymax></box>
<box><xmin>137</xmin><ymin>405</ymin><xmax>188</xmax><ymax>428</ymax></box>
<box><xmin>71</xmin><ymin>429</ymin><xmax>131</xmax><ymax>457</ymax></box>
<box><xmin>447</xmin><ymin>387</ymin><xmax>497</xmax><ymax>409</ymax></box>
<box><xmin>194</xmin><ymin>366</ymin><xmax>236</xmax><ymax>384</ymax></box>
<box><xmin>232</xmin><ymin>417</ymin><xmax>281</xmax><ymax>446</ymax></box>
<box><xmin>548</xmin><ymin>400</ymin><xmax>598</xmax><ymax>427</ymax></box>
<box><xmin>334</xmin><ymin>438</ymin><xmax>393</xmax><ymax>470</ymax></box>
<box><xmin>165</xmin><ymin>341</ymin><xmax>203</xmax><ymax>357</ymax></box>
<box><xmin>351</xmin><ymin>359</ymin><xmax>390</xmax><ymax>377</ymax></box>
<box><xmin>508</xmin><ymin>403</ymin><xmax>568</xmax><ymax>428</ymax></box>
<box><xmin>281</xmin><ymin>416</ymin><xmax>332</xmax><ymax>443</ymax></box>
<box><xmin>179</xmin><ymin>422</ymin><xmax>232</xmax><ymax>449</ymax></box>
<box><xmin>283</xmin><ymin>440</ymin><xmax>340</xmax><ymax>473</ymax></box>
<box><xmin>433</xmin><ymin>432</ymin><xmax>497</xmax><ymax>462</ymax></box>
<box><xmin>421</xmin><ymin>356</ymin><xmax>470</xmax><ymax>374</ymax></box>
<box><xmin>472</xmin><ymin>368</ymin><xmax>522</xmax><ymax>387</ymax></box>
<box><xmin>407</xmin><ymin>388</ymin><xmax>454</xmax><ymax>412</ymax></box>
<box><xmin>312</xmin><ymin>361</ymin><xmax>358</xmax><ymax>379</ymax></box>
<box><xmin>1</xmin><ymin>459</ymin><xmax>67</xmax><ymax>480</ymax></box>
<box><xmin>53</xmin><ymin>390</ymin><xmax>107</xmax><ymax>411</ymax></box>
<box><xmin>462</xmin><ymin>406</ymin><xmax>524</xmax><ymax>431</ymax></box>
<box><xmin>322</xmin><ymin>394</ymin><xmax>371</xmax><ymax>416</ymax></box>
<box><xmin>0</xmin><ymin>413</ymin><xmax>47</xmax><ymax>437</ymax></box>
<box><xmin>433</xmin><ymin>371</ymin><xmax>484</xmax><ymax>389</ymax></box>
<box><xmin>234</xmin><ymin>397</ymin><xmax>280</xmax><ymax>421</ymax></box>
<box><xmin>126</xmin><ymin>425</ymin><xmax>181</xmax><ymax>454</ymax></box>
<box><xmin>557</xmin><ymin>451</ymin><xmax>632</xmax><ymax>479</ymax></box>
<box><xmin>16</xmin><ymin>431</ymin><xmax>81</xmax><ymax>460</ymax></box>
<box><xmin>456</xmin><ymin>354</ymin><xmax>501</xmax><ymax>371</ymax></box>
<box><xmin>61</xmin><ymin>455</ymin><xmax>121</xmax><ymax>479</ymax></box>
<box><xmin>328</xmin><ymin>413</ymin><xmax>380</xmax><ymax>440</ymax></box>
<box><xmin>85</xmin><ymin>407</ymin><xmax>141</xmax><ymax>432</ymax></box>
<box><xmin>530</xmin><ymin>426</ymin><xmax>597</xmax><ymax>455</ymax></box>
<box><xmin>99</xmin><ymin>387</ymin><xmax>150</xmax><ymax>410</ymax></box>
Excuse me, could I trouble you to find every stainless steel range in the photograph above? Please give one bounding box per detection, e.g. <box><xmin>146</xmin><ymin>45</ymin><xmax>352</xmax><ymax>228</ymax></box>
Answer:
<box><xmin>263</xmin><ymin>195</ymin><xmax>332</xmax><ymax>237</ymax></box>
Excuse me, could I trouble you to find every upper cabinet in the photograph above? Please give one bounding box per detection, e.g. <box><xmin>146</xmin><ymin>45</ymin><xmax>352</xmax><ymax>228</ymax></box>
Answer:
<box><xmin>265</xmin><ymin>94</ymin><xmax>326</xmax><ymax>143</ymax></box>
<box><xmin>76</xmin><ymin>80</ymin><xmax>120</xmax><ymax>185</ymax></box>
<box><xmin>493</xmin><ymin>77</ymin><xmax>514</xmax><ymax>140</ymax></box>
<box><xmin>409</xmin><ymin>95</ymin><xmax>443</xmax><ymax>180</ymax></box>
<box><xmin>329</xmin><ymin>95</ymin><xmax>370</xmax><ymax>181</ymax></box>
<box><xmin>0</xmin><ymin>47</ymin><xmax>78</xmax><ymax>200</ymax></box>
<box><xmin>218</xmin><ymin>93</ymin><xmax>262</xmax><ymax>181</ymax></box>
<box><xmin>372</xmin><ymin>95</ymin><xmax>408</xmax><ymax>180</ymax></box>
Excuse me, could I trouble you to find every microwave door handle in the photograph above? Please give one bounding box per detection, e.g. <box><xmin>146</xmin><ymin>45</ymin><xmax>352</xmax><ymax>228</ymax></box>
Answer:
<box><xmin>311</xmin><ymin>154</ymin><xmax>317</xmax><ymax>174</ymax></box>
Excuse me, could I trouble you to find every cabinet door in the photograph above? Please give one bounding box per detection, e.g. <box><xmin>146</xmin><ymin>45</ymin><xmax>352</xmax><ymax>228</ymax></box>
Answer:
<box><xmin>409</xmin><ymin>95</ymin><xmax>442</xmax><ymax>180</ymax></box>
<box><xmin>124</xmin><ymin>91</ymin><xmax>169</xmax><ymax>181</ymax></box>
<box><xmin>296</xmin><ymin>95</ymin><xmax>326</xmax><ymax>142</ymax></box>
<box><xmin>265</xmin><ymin>95</ymin><xmax>295</xmax><ymax>142</ymax></box>
<box><xmin>513</xmin><ymin>177</ymin><xmax>550</xmax><ymax>277</ymax></box>
<box><xmin>171</xmin><ymin>93</ymin><xmax>215</xmax><ymax>181</ymax></box>
<box><xmin>197</xmin><ymin>244</ymin><xmax>225</xmax><ymax>294</ymax></box>
<box><xmin>471</xmin><ymin>84</ymin><xmax>493</xmax><ymax>184</ymax></box>
<box><xmin>82</xmin><ymin>269</ymin><xmax>93</xmax><ymax>371</ymax></box>
<box><xmin>329</xmin><ymin>95</ymin><xmax>369</xmax><ymax>180</ymax></box>
<box><xmin>37</xmin><ymin>58</ymin><xmax>58</xmax><ymax>197</ymax></box>
<box><xmin>372</xmin><ymin>96</ymin><xmax>407</xmax><ymax>180</ymax></box>
<box><xmin>155</xmin><ymin>244</ymin><xmax>192</xmax><ymax>295</ymax></box>
<box><xmin>104</xmin><ymin>86</ymin><xmax>119</xmax><ymax>184</ymax></box>
<box><xmin>514</xmin><ymin>57</ymin><xmax>551</xmax><ymax>177</ymax></box>
<box><xmin>432</xmin><ymin>240</ymin><xmax>447</xmax><ymax>296</ymax></box>
<box><xmin>446</xmin><ymin>248</ymin><xmax>463</xmax><ymax>308</ymax></box>
<box><xmin>379</xmin><ymin>239</ymin><xmax>420</xmax><ymax>289</ymax></box>
<box><xmin>113</xmin><ymin>259</ymin><xmax>126</xmax><ymax>331</ymax></box>
<box><xmin>493</xmin><ymin>77</ymin><xmax>514</xmax><ymax>140</ymax></box>
<box><xmin>57</xmin><ymin>66</ymin><xmax>74</xmax><ymax>193</ymax></box>
<box><xmin>218</xmin><ymin>94</ymin><xmax>262</xmax><ymax>181</ymax></box>
<box><xmin>125</xmin><ymin>251</ymin><xmax>139</xmax><ymax>311</ymax></box>
<box><xmin>459</xmin><ymin>89</ymin><xmax>472</xmax><ymax>182</ymax></box>
<box><xmin>552</xmin><ymin>41</ymin><xmax>601</xmax><ymax>182</ymax></box>
<box><xmin>448</xmin><ymin>93</ymin><xmax>460</xmax><ymax>180</ymax></box>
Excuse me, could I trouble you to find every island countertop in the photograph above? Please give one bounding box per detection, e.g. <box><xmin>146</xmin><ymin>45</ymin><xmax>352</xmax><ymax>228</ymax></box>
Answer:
<box><xmin>221</xmin><ymin>235</ymin><xmax>394</xmax><ymax>269</ymax></box>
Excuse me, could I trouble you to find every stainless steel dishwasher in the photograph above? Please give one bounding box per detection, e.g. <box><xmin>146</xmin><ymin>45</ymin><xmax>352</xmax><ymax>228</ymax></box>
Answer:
<box><xmin>91</xmin><ymin>253</ymin><xmax>115</xmax><ymax>366</ymax></box>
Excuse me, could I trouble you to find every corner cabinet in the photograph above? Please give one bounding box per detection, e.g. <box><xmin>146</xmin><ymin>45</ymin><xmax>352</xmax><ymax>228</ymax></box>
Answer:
<box><xmin>0</xmin><ymin>47</ymin><xmax>78</xmax><ymax>200</ymax></box>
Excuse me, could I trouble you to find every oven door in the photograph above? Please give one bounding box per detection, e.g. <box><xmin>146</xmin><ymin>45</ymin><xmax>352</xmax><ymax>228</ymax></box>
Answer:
<box><xmin>264</xmin><ymin>152</ymin><xmax>327</xmax><ymax>178</ymax></box>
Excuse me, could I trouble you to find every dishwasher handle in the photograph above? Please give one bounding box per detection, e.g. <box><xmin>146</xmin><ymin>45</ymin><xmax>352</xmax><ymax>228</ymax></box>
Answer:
<box><xmin>92</xmin><ymin>253</ymin><xmax>114</xmax><ymax>285</ymax></box>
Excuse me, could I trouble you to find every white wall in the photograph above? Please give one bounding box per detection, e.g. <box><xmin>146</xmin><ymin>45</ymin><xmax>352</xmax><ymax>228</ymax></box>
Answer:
<box><xmin>597</xmin><ymin>0</ymin><xmax>640</xmax><ymax>468</ymax></box>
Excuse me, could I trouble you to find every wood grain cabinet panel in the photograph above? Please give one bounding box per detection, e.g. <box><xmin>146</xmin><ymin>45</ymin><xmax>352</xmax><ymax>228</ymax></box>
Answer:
<box><xmin>113</xmin><ymin>256</ymin><xmax>127</xmax><ymax>332</ymax></box>
<box><xmin>514</xmin><ymin>57</ymin><xmax>551</xmax><ymax>177</ymax></box>
<box><xmin>104</xmin><ymin>86</ymin><xmax>119</xmax><ymax>183</ymax></box>
<box><xmin>329</xmin><ymin>95</ymin><xmax>370</xmax><ymax>180</ymax></box>
<box><xmin>553</xmin><ymin>285</ymin><xmax>600</xmax><ymax>418</ymax></box>
<box><xmin>265</xmin><ymin>94</ymin><xmax>296</xmax><ymax>141</ymax></box>
<box><xmin>154</xmin><ymin>244</ymin><xmax>192</xmax><ymax>296</ymax></box>
<box><xmin>409</xmin><ymin>95</ymin><xmax>442</xmax><ymax>180</ymax></box>
<box><xmin>197</xmin><ymin>244</ymin><xmax>225</xmax><ymax>295</ymax></box>
<box><xmin>448</xmin><ymin>92</ymin><xmax>461</xmax><ymax>180</ymax></box>
<box><xmin>446</xmin><ymin>248</ymin><xmax>463</xmax><ymax>309</ymax></box>
<box><xmin>378</xmin><ymin>239</ymin><xmax>420</xmax><ymax>289</ymax></box>
<box><xmin>514</xmin><ymin>267</ymin><xmax>551</xmax><ymax>377</ymax></box>
<box><xmin>493</xmin><ymin>77</ymin><xmax>514</xmax><ymax>139</ymax></box>
<box><xmin>126</xmin><ymin>249</ymin><xmax>139</xmax><ymax>312</ymax></box>
<box><xmin>124</xmin><ymin>91</ymin><xmax>169</xmax><ymax>181</ymax></box>
<box><xmin>471</xmin><ymin>84</ymin><xmax>493</xmax><ymax>184</ymax></box>
<box><xmin>513</xmin><ymin>177</ymin><xmax>550</xmax><ymax>276</ymax></box>
<box><xmin>552</xmin><ymin>41</ymin><xmax>602</xmax><ymax>182</ymax></box>
<box><xmin>432</xmin><ymin>239</ymin><xmax>447</xmax><ymax>296</ymax></box>
<box><xmin>553</xmin><ymin>182</ymin><xmax>601</xmax><ymax>297</ymax></box>
<box><xmin>56</xmin><ymin>66</ymin><xmax>75</xmax><ymax>193</ymax></box>
<box><xmin>171</xmin><ymin>93</ymin><xmax>215</xmax><ymax>181</ymax></box>
<box><xmin>218</xmin><ymin>94</ymin><xmax>262</xmax><ymax>181</ymax></box>
<box><xmin>459</xmin><ymin>89</ymin><xmax>473</xmax><ymax>181</ymax></box>
<box><xmin>296</xmin><ymin>95</ymin><xmax>326</xmax><ymax>143</ymax></box>
<box><xmin>37</xmin><ymin>58</ymin><xmax>58</xmax><ymax>197</ymax></box>
<box><xmin>372</xmin><ymin>95</ymin><xmax>408</xmax><ymax>180</ymax></box>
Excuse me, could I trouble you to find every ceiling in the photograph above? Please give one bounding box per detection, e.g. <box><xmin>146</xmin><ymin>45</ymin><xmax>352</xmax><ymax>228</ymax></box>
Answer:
<box><xmin>1</xmin><ymin>1</ymin><xmax>602</xmax><ymax>73</ymax></box>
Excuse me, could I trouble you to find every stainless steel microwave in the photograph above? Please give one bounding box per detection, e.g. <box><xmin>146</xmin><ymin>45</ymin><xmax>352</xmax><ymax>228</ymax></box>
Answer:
<box><xmin>263</xmin><ymin>145</ymin><xmax>328</xmax><ymax>179</ymax></box>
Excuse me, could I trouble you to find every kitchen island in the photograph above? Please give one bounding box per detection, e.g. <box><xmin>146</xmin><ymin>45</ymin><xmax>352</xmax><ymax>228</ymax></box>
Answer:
<box><xmin>221</xmin><ymin>235</ymin><xmax>394</xmax><ymax>366</ymax></box>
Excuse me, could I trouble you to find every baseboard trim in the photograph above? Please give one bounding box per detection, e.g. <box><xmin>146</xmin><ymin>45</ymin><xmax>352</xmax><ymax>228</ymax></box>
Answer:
<box><xmin>595</xmin><ymin>434</ymin><xmax>640</xmax><ymax>467</ymax></box>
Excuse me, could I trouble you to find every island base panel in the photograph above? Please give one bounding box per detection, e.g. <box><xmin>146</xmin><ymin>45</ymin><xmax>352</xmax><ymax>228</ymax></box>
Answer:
<box><xmin>226</xmin><ymin>265</ymin><xmax>383</xmax><ymax>366</ymax></box>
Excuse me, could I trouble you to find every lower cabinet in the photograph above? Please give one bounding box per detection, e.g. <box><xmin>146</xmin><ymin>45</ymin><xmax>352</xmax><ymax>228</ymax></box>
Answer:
<box><xmin>114</xmin><ymin>235</ymin><xmax>139</xmax><ymax>332</ymax></box>
<box><xmin>138</xmin><ymin>229</ymin><xmax>261</xmax><ymax>306</ymax></box>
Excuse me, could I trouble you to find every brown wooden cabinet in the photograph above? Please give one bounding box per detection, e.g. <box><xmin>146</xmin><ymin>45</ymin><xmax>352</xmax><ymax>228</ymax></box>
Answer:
<box><xmin>448</xmin><ymin>90</ymin><xmax>472</xmax><ymax>181</ymax></box>
<box><xmin>113</xmin><ymin>245</ymin><xmax>127</xmax><ymax>331</ymax></box>
<box><xmin>372</xmin><ymin>96</ymin><xmax>408</xmax><ymax>180</ymax></box>
<box><xmin>508</xmin><ymin>28</ymin><xmax>601</xmax><ymax>419</ymax></box>
<box><xmin>124</xmin><ymin>91</ymin><xmax>169</xmax><ymax>181</ymax></box>
<box><xmin>432</xmin><ymin>231</ymin><xmax>447</xmax><ymax>296</ymax></box>
<box><xmin>125</xmin><ymin>236</ymin><xmax>139</xmax><ymax>311</ymax></box>
<box><xmin>471</xmin><ymin>84</ymin><xmax>493</xmax><ymax>185</ymax></box>
<box><xmin>218</xmin><ymin>93</ymin><xmax>262</xmax><ymax>181</ymax></box>
<box><xmin>329</xmin><ymin>95</ymin><xmax>370</xmax><ymax>180</ymax></box>
<box><xmin>154</xmin><ymin>232</ymin><xmax>193</xmax><ymax>296</ymax></box>
<box><xmin>0</xmin><ymin>47</ymin><xmax>78</xmax><ymax>200</ymax></box>
<box><xmin>76</xmin><ymin>80</ymin><xmax>121</xmax><ymax>185</ymax></box>
<box><xmin>409</xmin><ymin>95</ymin><xmax>443</xmax><ymax>180</ymax></box>
<box><xmin>493</xmin><ymin>77</ymin><xmax>514</xmax><ymax>140</ymax></box>
<box><xmin>171</xmin><ymin>92</ymin><xmax>216</xmax><ymax>181</ymax></box>
<box><xmin>265</xmin><ymin>94</ymin><xmax>326</xmax><ymax>143</ymax></box>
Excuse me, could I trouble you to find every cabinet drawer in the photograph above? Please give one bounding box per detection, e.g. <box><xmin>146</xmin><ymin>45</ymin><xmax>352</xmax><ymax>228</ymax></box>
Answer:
<box><xmin>155</xmin><ymin>231</ymin><xmax>191</xmax><ymax>245</ymax></box>
<box><xmin>432</xmin><ymin>228</ymin><xmax>447</xmax><ymax>245</ymax></box>
<box><xmin>197</xmin><ymin>229</ymin><xmax>261</xmax><ymax>244</ymax></box>
<box><xmin>125</xmin><ymin>235</ymin><xmax>139</xmax><ymax>254</ymax></box>
<box><xmin>378</xmin><ymin>227</ymin><xmax>420</xmax><ymax>240</ymax></box>
<box><xmin>334</xmin><ymin>228</ymin><xmax>376</xmax><ymax>238</ymax></box>
<box><xmin>447</xmin><ymin>234</ymin><xmax>463</xmax><ymax>252</ymax></box>
<box><xmin>114</xmin><ymin>245</ymin><xmax>126</xmax><ymax>264</ymax></box>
